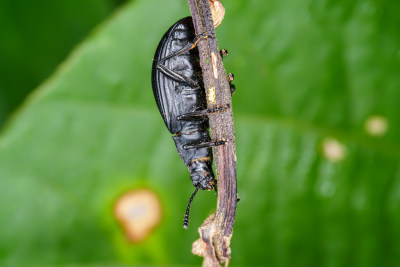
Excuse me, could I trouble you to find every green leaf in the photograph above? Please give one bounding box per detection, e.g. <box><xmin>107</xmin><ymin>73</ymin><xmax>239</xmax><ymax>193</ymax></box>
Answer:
<box><xmin>1</xmin><ymin>0</ymin><xmax>400</xmax><ymax>266</ymax></box>
<box><xmin>0</xmin><ymin>0</ymin><xmax>118</xmax><ymax>125</ymax></box>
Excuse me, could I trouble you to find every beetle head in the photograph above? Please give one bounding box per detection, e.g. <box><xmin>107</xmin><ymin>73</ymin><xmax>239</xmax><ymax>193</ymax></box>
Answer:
<box><xmin>189</xmin><ymin>160</ymin><xmax>216</xmax><ymax>190</ymax></box>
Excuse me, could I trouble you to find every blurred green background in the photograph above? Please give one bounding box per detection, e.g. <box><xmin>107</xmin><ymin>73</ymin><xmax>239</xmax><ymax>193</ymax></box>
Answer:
<box><xmin>1</xmin><ymin>0</ymin><xmax>400</xmax><ymax>266</ymax></box>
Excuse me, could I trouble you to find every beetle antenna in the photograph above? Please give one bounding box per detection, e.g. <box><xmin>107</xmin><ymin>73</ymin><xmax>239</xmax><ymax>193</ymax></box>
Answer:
<box><xmin>183</xmin><ymin>188</ymin><xmax>199</xmax><ymax>229</ymax></box>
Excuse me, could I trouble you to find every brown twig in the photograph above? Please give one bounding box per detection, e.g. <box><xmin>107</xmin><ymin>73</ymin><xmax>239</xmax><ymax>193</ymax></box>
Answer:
<box><xmin>186</xmin><ymin>0</ymin><xmax>237</xmax><ymax>266</ymax></box>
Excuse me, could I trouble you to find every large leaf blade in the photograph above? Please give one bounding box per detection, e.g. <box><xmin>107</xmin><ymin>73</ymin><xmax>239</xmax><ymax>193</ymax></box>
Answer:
<box><xmin>1</xmin><ymin>0</ymin><xmax>400</xmax><ymax>266</ymax></box>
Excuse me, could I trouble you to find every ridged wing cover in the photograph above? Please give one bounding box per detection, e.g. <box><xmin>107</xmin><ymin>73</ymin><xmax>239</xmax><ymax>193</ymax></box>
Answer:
<box><xmin>151</xmin><ymin>17</ymin><xmax>203</xmax><ymax>134</ymax></box>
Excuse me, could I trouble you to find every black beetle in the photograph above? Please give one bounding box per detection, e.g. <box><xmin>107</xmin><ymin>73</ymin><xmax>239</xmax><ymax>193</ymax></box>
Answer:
<box><xmin>151</xmin><ymin>17</ymin><xmax>234</xmax><ymax>228</ymax></box>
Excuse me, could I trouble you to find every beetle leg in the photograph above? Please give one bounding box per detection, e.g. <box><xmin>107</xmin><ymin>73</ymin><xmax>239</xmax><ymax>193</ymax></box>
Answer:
<box><xmin>228</xmin><ymin>73</ymin><xmax>234</xmax><ymax>83</ymax></box>
<box><xmin>220</xmin><ymin>48</ymin><xmax>228</xmax><ymax>58</ymax></box>
<box><xmin>230</xmin><ymin>84</ymin><xmax>236</xmax><ymax>95</ymax></box>
<box><xmin>220</xmin><ymin>50</ymin><xmax>236</xmax><ymax>95</ymax></box>
<box><xmin>191</xmin><ymin>32</ymin><xmax>215</xmax><ymax>48</ymax></box>
<box><xmin>155</xmin><ymin>30</ymin><xmax>215</xmax><ymax>88</ymax></box>
<box><xmin>175</xmin><ymin>84</ymin><xmax>199</xmax><ymax>94</ymax></box>
<box><xmin>183</xmin><ymin>139</ymin><xmax>227</xmax><ymax>150</ymax></box>
<box><xmin>227</xmin><ymin>73</ymin><xmax>236</xmax><ymax>95</ymax></box>
<box><xmin>177</xmin><ymin>104</ymin><xmax>230</xmax><ymax>121</ymax></box>
<box><xmin>156</xmin><ymin>64</ymin><xmax>200</xmax><ymax>89</ymax></box>
<box><xmin>157</xmin><ymin>32</ymin><xmax>215</xmax><ymax>65</ymax></box>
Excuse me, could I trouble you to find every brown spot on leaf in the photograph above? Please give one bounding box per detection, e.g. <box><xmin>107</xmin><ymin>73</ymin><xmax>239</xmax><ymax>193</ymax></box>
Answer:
<box><xmin>114</xmin><ymin>189</ymin><xmax>162</xmax><ymax>242</ymax></box>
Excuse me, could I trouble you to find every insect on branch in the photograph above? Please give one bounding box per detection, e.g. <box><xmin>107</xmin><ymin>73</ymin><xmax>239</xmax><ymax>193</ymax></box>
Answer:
<box><xmin>186</xmin><ymin>0</ymin><xmax>238</xmax><ymax>266</ymax></box>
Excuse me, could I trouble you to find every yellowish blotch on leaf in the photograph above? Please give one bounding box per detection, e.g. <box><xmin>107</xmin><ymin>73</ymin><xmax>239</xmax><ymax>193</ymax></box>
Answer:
<box><xmin>364</xmin><ymin>115</ymin><xmax>388</xmax><ymax>137</ymax></box>
<box><xmin>322</xmin><ymin>138</ymin><xmax>346</xmax><ymax>162</ymax></box>
<box><xmin>114</xmin><ymin>189</ymin><xmax>162</xmax><ymax>243</ymax></box>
